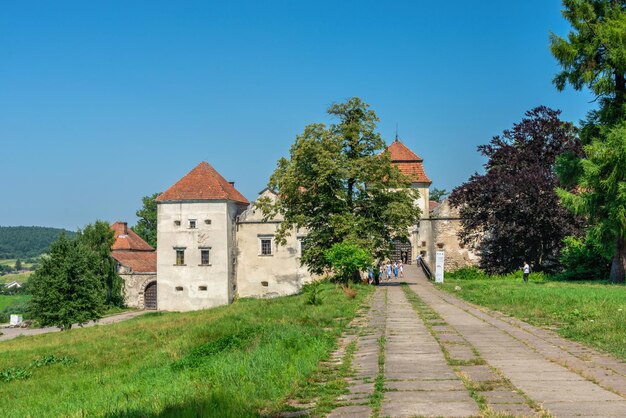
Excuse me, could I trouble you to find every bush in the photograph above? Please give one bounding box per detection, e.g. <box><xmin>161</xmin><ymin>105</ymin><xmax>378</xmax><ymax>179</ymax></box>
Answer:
<box><xmin>557</xmin><ymin>235</ymin><xmax>611</xmax><ymax>280</ymax></box>
<box><xmin>325</xmin><ymin>241</ymin><xmax>373</xmax><ymax>283</ymax></box>
<box><xmin>302</xmin><ymin>281</ymin><xmax>323</xmax><ymax>305</ymax></box>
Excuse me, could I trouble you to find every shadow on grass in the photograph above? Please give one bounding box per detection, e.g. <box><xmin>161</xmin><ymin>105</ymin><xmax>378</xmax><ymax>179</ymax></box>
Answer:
<box><xmin>106</xmin><ymin>393</ymin><xmax>260</xmax><ymax>418</ymax></box>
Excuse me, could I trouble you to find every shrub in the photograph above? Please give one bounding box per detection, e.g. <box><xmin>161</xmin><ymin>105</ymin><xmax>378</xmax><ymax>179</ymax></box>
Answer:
<box><xmin>325</xmin><ymin>241</ymin><xmax>373</xmax><ymax>283</ymax></box>
<box><xmin>557</xmin><ymin>235</ymin><xmax>611</xmax><ymax>280</ymax></box>
<box><xmin>303</xmin><ymin>281</ymin><xmax>323</xmax><ymax>305</ymax></box>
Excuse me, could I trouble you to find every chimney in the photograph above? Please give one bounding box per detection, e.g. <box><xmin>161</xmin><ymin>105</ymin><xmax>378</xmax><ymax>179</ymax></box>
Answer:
<box><xmin>229</xmin><ymin>181</ymin><xmax>235</xmax><ymax>186</ymax></box>
<box><xmin>122</xmin><ymin>222</ymin><xmax>128</xmax><ymax>235</ymax></box>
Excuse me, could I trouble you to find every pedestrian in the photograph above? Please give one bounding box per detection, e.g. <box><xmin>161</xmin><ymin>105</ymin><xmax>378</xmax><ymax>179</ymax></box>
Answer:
<box><xmin>374</xmin><ymin>265</ymin><xmax>380</xmax><ymax>285</ymax></box>
<box><xmin>522</xmin><ymin>261</ymin><xmax>531</xmax><ymax>282</ymax></box>
<box><xmin>399</xmin><ymin>260</ymin><xmax>404</xmax><ymax>278</ymax></box>
<box><xmin>379</xmin><ymin>264</ymin><xmax>384</xmax><ymax>283</ymax></box>
<box><xmin>367</xmin><ymin>266</ymin><xmax>374</xmax><ymax>284</ymax></box>
<box><xmin>386</xmin><ymin>262</ymin><xmax>392</xmax><ymax>281</ymax></box>
<box><xmin>393</xmin><ymin>262</ymin><xmax>399</xmax><ymax>279</ymax></box>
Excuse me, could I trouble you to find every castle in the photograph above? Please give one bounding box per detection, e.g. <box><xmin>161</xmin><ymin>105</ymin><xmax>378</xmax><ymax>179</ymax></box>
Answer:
<box><xmin>112</xmin><ymin>139</ymin><xmax>477</xmax><ymax>311</ymax></box>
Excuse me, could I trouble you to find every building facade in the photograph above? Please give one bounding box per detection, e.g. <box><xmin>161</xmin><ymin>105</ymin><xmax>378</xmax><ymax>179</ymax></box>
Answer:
<box><xmin>114</xmin><ymin>140</ymin><xmax>476</xmax><ymax>312</ymax></box>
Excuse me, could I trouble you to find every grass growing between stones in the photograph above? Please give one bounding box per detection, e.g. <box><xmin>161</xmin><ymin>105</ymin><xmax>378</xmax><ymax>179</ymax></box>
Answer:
<box><xmin>440</xmin><ymin>270</ymin><xmax>626</xmax><ymax>361</ymax></box>
<box><xmin>0</xmin><ymin>283</ymin><xmax>373</xmax><ymax>417</ymax></box>
<box><xmin>401</xmin><ymin>285</ymin><xmax>545</xmax><ymax>418</ymax></box>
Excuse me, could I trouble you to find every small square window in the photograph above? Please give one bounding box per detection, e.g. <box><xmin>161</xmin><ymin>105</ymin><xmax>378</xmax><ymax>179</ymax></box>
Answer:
<box><xmin>174</xmin><ymin>220</ymin><xmax>181</xmax><ymax>226</ymax></box>
<box><xmin>260</xmin><ymin>239</ymin><xmax>272</xmax><ymax>256</ymax></box>
<box><xmin>199</xmin><ymin>285</ymin><xmax>207</xmax><ymax>291</ymax></box>
<box><xmin>204</xmin><ymin>219</ymin><xmax>211</xmax><ymax>225</ymax></box>
<box><xmin>175</xmin><ymin>249</ymin><xmax>185</xmax><ymax>266</ymax></box>
<box><xmin>175</xmin><ymin>286</ymin><xmax>183</xmax><ymax>292</ymax></box>
<box><xmin>421</xmin><ymin>241</ymin><xmax>426</xmax><ymax>247</ymax></box>
<box><xmin>188</xmin><ymin>219</ymin><xmax>197</xmax><ymax>229</ymax></box>
<box><xmin>200</xmin><ymin>249</ymin><xmax>210</xmax><ymax>265</ymax></box>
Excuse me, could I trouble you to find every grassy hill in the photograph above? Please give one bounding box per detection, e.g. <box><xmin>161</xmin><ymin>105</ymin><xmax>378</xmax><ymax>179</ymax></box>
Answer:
<box><xmin>0</xmin><ymin>226</ymin><xmax>75</xmax><ymax>259</ymax></box>
<box><xmin>0</xmin><ymin>283</ymin><xmax>372</xmax><ymax>417</ymax></box>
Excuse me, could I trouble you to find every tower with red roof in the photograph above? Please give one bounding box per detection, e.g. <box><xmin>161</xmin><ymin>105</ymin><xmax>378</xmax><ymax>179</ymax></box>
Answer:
<box><xmin>387</xmin><ymin>138</ymin><xmax>432</xmax><ymax>263</ymax></box>
<box><xmin>155</xmin><ymin>162</ymin><xmax>249</xmax><ymax>311</ymax></box>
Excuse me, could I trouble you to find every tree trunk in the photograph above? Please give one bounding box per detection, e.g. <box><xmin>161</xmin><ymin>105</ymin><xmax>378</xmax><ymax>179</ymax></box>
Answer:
<box><xmin>609</xmin><ymin>235</ymin><xmax>626</xmax><ymax>283</ymax></box>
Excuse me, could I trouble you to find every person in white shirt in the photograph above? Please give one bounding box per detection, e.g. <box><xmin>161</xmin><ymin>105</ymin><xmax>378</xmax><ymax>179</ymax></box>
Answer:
<box><xmin>523</xmin><ymin>261</ymin><xmax>531</xmax><ymax>282</ymax></box>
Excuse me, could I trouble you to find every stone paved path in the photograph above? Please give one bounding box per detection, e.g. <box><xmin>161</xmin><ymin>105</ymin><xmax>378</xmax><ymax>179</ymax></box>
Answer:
<box><xmin>406</xmin><ymin>265</ymin><xmax>626</xmax><ymax>417</ymax></box>
<box><xmin>381</xmin><ymin>285</ymin><xmax>478</xmax><ymax>417</ymax></box>
<box><xmin>327</xmin><ymin>265</ymin><xmax>626</xmax><ymax>417</ymax></box>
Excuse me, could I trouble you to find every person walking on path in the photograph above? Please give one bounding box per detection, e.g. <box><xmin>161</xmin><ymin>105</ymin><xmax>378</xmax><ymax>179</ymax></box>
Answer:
<box><xmin>386</xmin><ymin>262</ymin><xmax>392</xmax><ymax>281</ymax></box>
<box><xmin>393</xmin><ymin>262</ymin><xmax>399</xmax><ymax>279</ymax></box>
<box><xmin>399</xmin><ymin>260</ymin><xmax>404</xmax><ymax>278</ymax></box>
<box><xmin>523</xmin><ymin>261</ymin><xmax>531</xmax><ymax>282</ymax></box>
<box><xmin>367</xmin><ymin>267</ymin><xmax>374</xmax><ymax>284</ymax></box>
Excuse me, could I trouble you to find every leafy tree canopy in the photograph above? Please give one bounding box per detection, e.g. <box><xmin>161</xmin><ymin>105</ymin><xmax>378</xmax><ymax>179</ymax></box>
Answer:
<box><xmin>28</xmin><ymin>234</ymin><xmax>105</xmax><ymax>329</ymax></box>
<box><xmin>258</xmin><ymin>97</ymin><xmax>420</xmax><ymax>274</ymax></box>
<box><xmin>0</xmin><ymin>226</ymin><xmax>75</xmax><ymax>259</ymax></box>
<box><xmin>450</xmin><ymin>106</ymin><xmax>581</xmax><ymax>274</ymax></box>
<box><xmin>132</xmin><ymin>193</ymin><xmax>159</xmax><ymax>248</ymax></box>
<box><xmin>430</xmin><ymin>188</ymin><xmax>449</xmax><ymax>203</ymax></box>
<box><xmin>77</xmin><ymin>220</ymin><xmax>124</xmax><ymax>307</ymax></box>
<box><xmin>551</xmin><ymin>0</ymin><xmax>626</xmax><ymax>282</ymax></box>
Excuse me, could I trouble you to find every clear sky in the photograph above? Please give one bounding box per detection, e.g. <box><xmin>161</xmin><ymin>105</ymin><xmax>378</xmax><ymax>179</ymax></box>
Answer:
<box><xmin>1</xmin><ymin>1</ymin><xmax>595</xmax><ymax>230</ymax></box>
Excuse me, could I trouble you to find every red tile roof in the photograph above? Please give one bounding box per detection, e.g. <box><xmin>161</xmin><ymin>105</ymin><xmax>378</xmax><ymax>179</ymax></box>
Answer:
<box><xmin>111</xmin><ymin>251</ymin><xmax>157</xmax><ymax>273</ymax></box>
<box><xmin>388</xmin><ymin>139</ymin><xmax>423</xmax><ymax>162</ymax></box>
<box><xmin>429</xmin><ymin>200</ymin><xmax>440</xmax><ymax>211</ymax></box>
<box><xmin>387</xmin><ymin>139</ymin><xmax>432</xmax><ymax>184</ymax></box>
<box><xmin>111</xmin><ymin>221</ymin><xmax>154</xmax><ymax>251</ymax></box>
<box><xmin>156</xmin><ymin>162</ymin><xmax>249</xmax><ymax>204</ymax></box>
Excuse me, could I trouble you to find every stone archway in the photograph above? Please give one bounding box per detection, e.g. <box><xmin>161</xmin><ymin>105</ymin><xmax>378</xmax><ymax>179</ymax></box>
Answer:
<box><xmin>392</xmin><ymin>237</ymin><xmax>412</xmax><ymax>264</ymax></box>
<box><xmin>142</xmin><ymin>280</ymin><xmax>157</xmax><ymax>310</ymax></box>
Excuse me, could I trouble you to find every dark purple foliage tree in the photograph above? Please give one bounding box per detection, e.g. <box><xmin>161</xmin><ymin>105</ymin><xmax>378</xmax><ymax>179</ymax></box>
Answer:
<box><xmin>449</xmin><ymin>106</ymin><xmax>582</xmax><ymax>274</ymax></box>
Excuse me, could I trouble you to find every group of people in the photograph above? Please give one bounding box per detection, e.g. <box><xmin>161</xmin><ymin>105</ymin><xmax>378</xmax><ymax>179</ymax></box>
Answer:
<box><xmin>367</xmin><ymin>260</ymin><xmax>404</xmax><ymax>285</ymax></box>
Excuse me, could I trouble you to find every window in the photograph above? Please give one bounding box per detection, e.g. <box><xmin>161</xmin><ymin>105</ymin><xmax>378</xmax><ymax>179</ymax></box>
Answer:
<box><xmin>175</xmin><ymin>286</ymin><xmax>183</xmax><ymax>292</ymax></box>
<box><xmin>199</xmin><ymin>286</ymin><xmax>207</xmax><ymax>291</ymax></box>
<box><xmin>175</xmin><ymin>248</ymin><xmax>185</xmax><ymax>265</ymax></box>
<box><xmin>204</xmin><ymin>219</ymin><xmax>212</xmax><ymax>225</ymax></box>
<box><xmin>188</xmin><ymin>219</ymin><xmax>197</xmax><ymax>229</ymax></box>
<box><xmin>298</xmin><ymin>238</ymin><xmax>306</xmax><ymax>257</ymax></box>
<box><xmin>261</xmin><ymin>239</ymin><xmax>272</xmax><ymax>256</ymax></box>
<box><xmin>174</xmin><ymin>220</ymin><xmax>181</xmax><ymax>226</ymax></box>
<box><xmin>200</xmin><ymin>248</ymin><xmax>210</xmax><ymax>265</ymax></box>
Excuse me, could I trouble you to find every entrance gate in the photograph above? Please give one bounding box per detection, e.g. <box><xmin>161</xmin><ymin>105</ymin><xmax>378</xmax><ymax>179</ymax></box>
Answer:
<box><xmin>144</xmin><ymin>281</ymin><xmax>157</xmax><ymax>310</ymax></box>
<box><xmin>391</xmin><ymin>238</ymin><xmax>412</xmax><ymax>264</ymax></box>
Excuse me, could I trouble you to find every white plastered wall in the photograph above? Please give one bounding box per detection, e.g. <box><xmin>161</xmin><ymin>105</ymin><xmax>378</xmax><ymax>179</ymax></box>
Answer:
<box><xmin>156</xmin><ymin>200</ymin><xmax>241</xmax><ymax>311</ymax></box>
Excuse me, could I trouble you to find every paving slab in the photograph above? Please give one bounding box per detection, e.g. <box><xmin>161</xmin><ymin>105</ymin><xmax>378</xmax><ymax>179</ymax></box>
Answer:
<box><xmin>404</xmin><ymin>264</ymin><xmax>626</xmax><ymax>418</ymax></box>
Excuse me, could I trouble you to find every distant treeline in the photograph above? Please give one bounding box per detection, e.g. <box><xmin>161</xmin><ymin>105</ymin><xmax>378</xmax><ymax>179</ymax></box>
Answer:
<box><xmin>0</xmin><ymin>226</ymin><xmax>76</xmax><ymax>259</ymax></box>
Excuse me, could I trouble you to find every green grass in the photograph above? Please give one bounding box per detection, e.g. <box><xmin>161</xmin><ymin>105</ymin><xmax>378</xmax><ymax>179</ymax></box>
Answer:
<box><xmin>0</xmin><ymin>283</ymin><xmax>372</xmax><ymax>417</ymax></box>
<box><xmin>440</xmin><ymin>269</ymin><xmax>626</xmax><ymax>361</ymax></box>
<box><xmin>0</xmin><ymin>271</ymin><xmax>33</xmax><ymax>284</ymax></box>
<box><xmin>0</xmin><ymin>295</ymin><xmax>29</xmax><ymax>312</ymax></box>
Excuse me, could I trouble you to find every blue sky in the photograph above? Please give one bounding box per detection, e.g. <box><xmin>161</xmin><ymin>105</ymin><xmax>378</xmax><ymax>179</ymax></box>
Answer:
<box><xmin>0</xmin><ymin>1</ymin><xmax>595</xmax><ymax>230</ymax></box>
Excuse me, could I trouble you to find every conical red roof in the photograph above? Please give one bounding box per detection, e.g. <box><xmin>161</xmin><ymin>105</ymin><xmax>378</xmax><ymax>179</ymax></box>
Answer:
<box><xmin>156</xmin><ymin>162</ymin><xmax>249</xmax><ymax>204</ymax></box>
<box><xmin>387</xmin><ymin>139</ymin><xmax>431</xmax><ymax>184</ymax></box>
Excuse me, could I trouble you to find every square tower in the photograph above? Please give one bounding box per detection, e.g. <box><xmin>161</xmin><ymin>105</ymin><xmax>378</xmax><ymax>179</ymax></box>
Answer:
<box><xmin>156</xmin><ymin>162</ymin><xmax>248</xmax><ymax>311</ymax></box>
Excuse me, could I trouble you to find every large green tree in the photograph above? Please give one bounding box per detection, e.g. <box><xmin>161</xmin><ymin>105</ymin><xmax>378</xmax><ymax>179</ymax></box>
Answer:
<box><xmin>28</xmin><ymin>235</ymin><xmax>105</xmax><ymax>329</ymax></box>
<box><xmin>132</xmin><ymin>192</ymin><xmax>159</xmax><ymax>248</ymax></box>
<box><xmin>258</xmin><ymin>97</ymin><xmax>420</xmax><ymax>275</ymax></box>
<box><xmin>551</xmin><ymin>0</ymin><xmax>626</xmax><ymax>282</ymax></box>
<box><xmin>77</xmin><ymin>220</ymin><xmax>124</xmax><ymax>306</ymax></box>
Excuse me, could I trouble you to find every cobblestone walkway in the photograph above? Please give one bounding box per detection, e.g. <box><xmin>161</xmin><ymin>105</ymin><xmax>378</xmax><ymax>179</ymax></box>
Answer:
<box><xmin>327</xmin><ymin>265</ymin><xmax>626</xmax><ymax>417</ymax></box>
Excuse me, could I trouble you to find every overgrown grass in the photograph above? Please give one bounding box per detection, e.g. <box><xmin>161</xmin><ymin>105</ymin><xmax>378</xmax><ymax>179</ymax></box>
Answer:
<box><xmin>441</xmin><ymin>268</ymin><xmax>626</xmax><ymax>360</ymax></box>
<box><xmin>0</xmin><ymin>271</ymin><xmax>33</xmax><ymax>284</ymax></box>
<box><xmin>0</xmin><ymin>295</ymin><xmax>29</xmax><ymax>311</ymax></box>
<box><xmin>0</xmin><ymin>283</ymin><xmax>372</xmax><ymax>417</ymax></box>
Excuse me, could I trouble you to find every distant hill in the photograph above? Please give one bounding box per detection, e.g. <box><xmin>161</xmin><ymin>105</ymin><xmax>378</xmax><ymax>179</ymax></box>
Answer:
<box><xmin>0</xmin><ymin>226</ymin><xmax>76</xmax><ymax>259</ymax></box>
